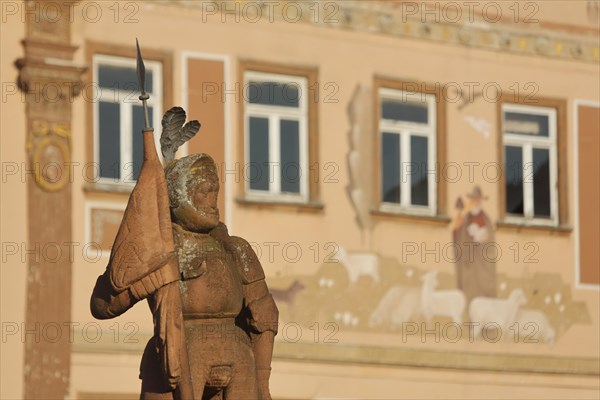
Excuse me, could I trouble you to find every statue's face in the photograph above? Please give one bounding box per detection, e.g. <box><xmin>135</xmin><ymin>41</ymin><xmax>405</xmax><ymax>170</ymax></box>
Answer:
<box><xmin>172</xmin><ymin>169</ymin><xmax>220</xmax><ymax>233</ymax></box>
<box><xmin>191</xmin><ymin>172</ymin><xmax>220</xmax><ymax>229</ymax></box>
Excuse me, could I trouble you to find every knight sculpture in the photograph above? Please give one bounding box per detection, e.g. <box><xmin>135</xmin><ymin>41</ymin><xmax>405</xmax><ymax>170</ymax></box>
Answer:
<box><xmin>90</xmin><ymin>41</ymin><xmax>279</xmax><ymax>400</ymax></box>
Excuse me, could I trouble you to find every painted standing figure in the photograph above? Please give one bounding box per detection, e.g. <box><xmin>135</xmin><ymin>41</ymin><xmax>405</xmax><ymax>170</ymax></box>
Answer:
<box><xmin>90</xmin><ymin>45</ymin><xmax>278</xmax><ymax>400</ymax></box>
<box><xmin>452</xmin><ymin>186</ymin><xmax>497</xmax><ymax>302</ymax></box>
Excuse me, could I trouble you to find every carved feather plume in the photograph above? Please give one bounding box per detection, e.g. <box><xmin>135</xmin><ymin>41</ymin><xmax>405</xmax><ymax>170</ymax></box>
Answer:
<box><xmin>160</xmin><ymin>106</ymin><xmax>201</xmax><ymax>165</ymax></box>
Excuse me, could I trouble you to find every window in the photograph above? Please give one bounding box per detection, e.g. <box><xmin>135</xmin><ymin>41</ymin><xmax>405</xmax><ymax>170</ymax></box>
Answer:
<box><xmin>378</xmin><ymin>88</ymin><xmax>437</xmax><ymax>216</ymax></box>
<box><xmin>502</xmin><ymin>104</ymin><xmax>558</xmax><ymax>226</ymax></box>
<box><xmin>92</xmin><ymin>54</ymin><xmax>163</xmax><ymax>183</ymax></box>
<box><xmin>243</xmin><ymin>70</ymin><xmax>310</xmax><ymax>202</ymax></box>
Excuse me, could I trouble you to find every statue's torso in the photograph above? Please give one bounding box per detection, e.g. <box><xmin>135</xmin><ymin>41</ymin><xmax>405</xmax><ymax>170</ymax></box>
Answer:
<box><xmin>173</xmin><ymin>224</ymin><xmax>244</xmax><ymax>319</ymax></box>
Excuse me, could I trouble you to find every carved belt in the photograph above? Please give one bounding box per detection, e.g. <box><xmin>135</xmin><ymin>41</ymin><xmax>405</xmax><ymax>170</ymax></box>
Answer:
<box><xmin>183</xmin><ymin>318</ymin><xmax>251</xmax><ymax>345</ymax></box>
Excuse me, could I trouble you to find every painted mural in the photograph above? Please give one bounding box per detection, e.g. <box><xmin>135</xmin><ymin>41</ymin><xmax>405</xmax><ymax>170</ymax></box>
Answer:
<box><xmin>269</xmin><ymin>186</ymin><xmax>591</xmax><ymax>350</ymax></box>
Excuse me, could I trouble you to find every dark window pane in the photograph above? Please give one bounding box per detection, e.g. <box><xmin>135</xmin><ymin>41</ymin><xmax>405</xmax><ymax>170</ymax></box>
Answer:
<box><xmin>248</xmin><ymin>81</ymin><xmax>299</xmax><ymax>107</ymax></box>
<box><xmin>382</xmin><ymin>99</ymin><xmax>428</xmax><ymax>124</ymax></box>
<box><xmin>249</xmin><ymin>117</ymin><xmax>269</xmax><ymax>191</ymax></box>
<box><xmin>410</xmin><ymin>136</ymin><xmax>428</xmax><ymax>206</ymax></box>
<box><xmin>504</xmin><ymin>112</ymin><xmax>549</xmax><ymax>137</ymax></box>
<box><xmin>381</xmin><ymin>132</ymin><xmax>400</xmax><ymax>203</ymax></box>
<box><xmin>532</xmin><ymin>148</ymin><xmax>551</xmax><ymax>217</ymax></box>
<box><xmin>131</xmin><ymin>105</ymin><xmax>153</xmax><ymax>181</ymax></box>
<box><xmin>98</xmin><ymin>64</ymin><xmax>153</xmax><ymax>93</ymax></box>
<box><xmin>99</xmin><ymin>102</ymin><xmax>120</xmax><ymax>180</ymax></box>
<box><xmin>505</xmin><ymin>145</ymin><xmax>524</xmax><ymax>215</ymax></box>
<box><xmin>280</xmin><ymin>119</ymin><xmax>300</xmax><ymax>193</ymax></box>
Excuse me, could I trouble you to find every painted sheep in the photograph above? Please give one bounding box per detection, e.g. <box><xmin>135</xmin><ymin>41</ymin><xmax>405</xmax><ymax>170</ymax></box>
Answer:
<box><xmin>337</xmin><ymin>246</ymin><xmax>380</xmax><ymax>284</ymax></box>
<box><xmin>420</xmin><ymin>271</ymin><xmax>466</xmax><ymax>325</ymax></box>
<box><xmin>369</xmin><ymin>286</ymin><xmax>421</xmax><ymax>330</ymax></box>
<box><xmin>469</xmin><ymin>288</ymin><xmax>527</xmax><ymax>338</ymax></box>
<box><xmin>513</xmin><ymin>308</ymin><xmax>556</xmax><ymax>345</ymax></box>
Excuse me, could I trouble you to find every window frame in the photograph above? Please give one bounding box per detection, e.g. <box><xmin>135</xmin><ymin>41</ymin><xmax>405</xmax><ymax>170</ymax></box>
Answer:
<box><xmin>374</xmin><ymin>77</ymin><xmax>447</xmax><ymax>221</ymax></box>
<box><xmin>238</xmin><ymin>60</ymin><xmax>320</xmax><ymax>209</ymax></box>
<box><xmin>243</xmin><ymin>71</ymin><xmax>309</xmax><ymax>202</ymax></box>
<box><xmin>85</xmin><ymin>41</ymin><xmax>172</xmax><ymax>193</ymax></box>
<box><xmin>497</xmin><ymin>96</ymin><xmax>568</xmax><ymax>230</ymax></box>
<box><xmin>92</xmin><ymin>54</ymin><xmax>163</xmax><ymax>185</ymax></box>
<box><xmin>502</xmin><ymin>103</ymin><xmax>559</xmax><ymax>226</ymax></box>
<box><xmin>378</xmin><ymin>88</ymin><xmax>437</xmax><ymax>216</ymax></box>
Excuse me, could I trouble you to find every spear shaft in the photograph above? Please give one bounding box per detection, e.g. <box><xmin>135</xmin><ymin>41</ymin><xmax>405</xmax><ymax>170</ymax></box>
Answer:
<box><xmin>135</xmin><ymin>39</ymin><xmax>194</xmax><ymax>399</ymax></box>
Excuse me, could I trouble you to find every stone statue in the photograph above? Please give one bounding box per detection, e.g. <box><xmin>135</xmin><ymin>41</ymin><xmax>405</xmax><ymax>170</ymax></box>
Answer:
<box><xmin>90</xmin><ymin>42</ymin><xmax>278</xmax><ymax>400</ymax></box>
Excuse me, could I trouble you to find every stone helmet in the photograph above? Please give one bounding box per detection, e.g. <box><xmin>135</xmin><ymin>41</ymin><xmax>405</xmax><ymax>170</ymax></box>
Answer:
<box><xmin>165</xmin><ymin>153</ymin><xmax>218</xmax><ymax>208</ymax></box>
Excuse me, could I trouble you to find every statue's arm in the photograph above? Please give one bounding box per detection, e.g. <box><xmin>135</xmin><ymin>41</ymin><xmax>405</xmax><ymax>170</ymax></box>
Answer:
<box><xmin>226</xmin><ymin>235</ymin><xmax>278</xmax><ymax>399</ymax></box>
<box><xmin>91</xmin><ymin>253</ymin><xmax>179</xmax><ymax>319</ymax></box>
<box><xmin>245</xmin><ymin>278</ymin><xmax>278</xmax><ymax>399</ymax></box>
<box><xmin>90</xmin><ymin>270</ymin><xmax>136</xmax><ymax>319</ymax></box>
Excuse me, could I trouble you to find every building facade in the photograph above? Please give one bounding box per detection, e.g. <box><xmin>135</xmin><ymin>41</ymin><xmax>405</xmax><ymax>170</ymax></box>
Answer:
<box><xmin>1</xmin><ymin>1</ymin><xmax>599</xmax><ymax>398</ymax></box>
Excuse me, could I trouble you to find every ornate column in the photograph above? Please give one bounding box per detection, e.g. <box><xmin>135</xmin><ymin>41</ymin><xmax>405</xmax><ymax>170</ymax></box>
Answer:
<box><xmin>15</xmin><ymin>1</ymin><xmax>85</xmax><ymax>398</ymax></box>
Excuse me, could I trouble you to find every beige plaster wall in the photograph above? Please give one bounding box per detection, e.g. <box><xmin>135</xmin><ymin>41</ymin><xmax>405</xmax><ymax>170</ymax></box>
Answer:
<box><xmin>0</xmin><ymin>9</ymin><xmax>28</xmax><ymax>400</ymax></box>
<box><xmin>2</xmin><ymin>1</ymin><xmax>597</xmax><ymax>399</ymax></box>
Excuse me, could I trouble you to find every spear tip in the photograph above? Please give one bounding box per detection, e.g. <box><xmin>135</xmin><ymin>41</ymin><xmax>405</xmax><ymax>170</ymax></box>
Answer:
<box><xmin>135</xmin><ymin>39</ymin><xmax>151</xmax><ymax>129</ymax></box>
<box><xmin>136</xmin><ymin>38</ymin><xmax>146</xmax><ymax>96</ymax></box>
